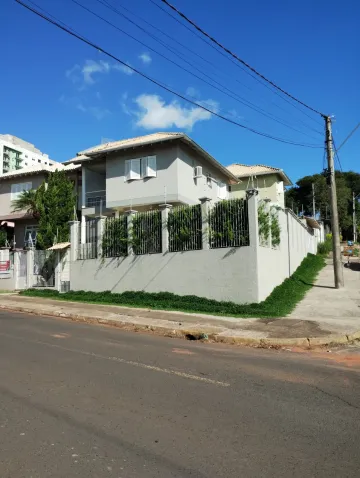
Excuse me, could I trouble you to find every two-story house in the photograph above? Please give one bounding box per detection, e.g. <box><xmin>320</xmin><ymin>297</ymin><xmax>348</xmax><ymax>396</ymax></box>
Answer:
<box><xmin>226</xmin><ymin>164</ymin><xmax>292</xmax><ymax>208</ymax></box>
<box><xmin>0</xmin><ymin>163</ymin><xmax>80</xmax><ymax>248</ymax></box>
<box><xmin>65</xmin><ymin>132</ymin><xmax>239</xmax><ymax>240</ymax></box>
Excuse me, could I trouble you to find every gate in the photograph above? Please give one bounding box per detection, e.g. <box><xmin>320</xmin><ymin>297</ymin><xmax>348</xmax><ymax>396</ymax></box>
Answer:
<box><xmin>33</xmin><ymin>250</ymin><xmax>56</xmax><ymax>287</ymax></box>
<box><xmin>16</xmin><ymin>251</ymin><xmax>28</xmax><ymax>289</ymax></box>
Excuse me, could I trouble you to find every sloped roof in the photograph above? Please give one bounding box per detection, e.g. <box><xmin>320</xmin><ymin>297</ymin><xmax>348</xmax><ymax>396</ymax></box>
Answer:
<box><xmin>0</xmin><ymin>163</ymin><xmax>80</xmax><ymax>180</ymax></box>
<box><xmin>226</xmin><ymin>164</ymin><xmax>292</xmax><ymax>186</ymax></box>
<box><xmin>65</xmin><ymin>132</ymin><xmax>238</xmax><ymax>181</ymax></box>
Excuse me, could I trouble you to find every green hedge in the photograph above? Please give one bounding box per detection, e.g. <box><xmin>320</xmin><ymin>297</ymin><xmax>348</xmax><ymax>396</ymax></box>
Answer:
<box><xmin>20</xmin><ymin>253</ymin><xmax>325</xmax><ymax>318</ymax></box>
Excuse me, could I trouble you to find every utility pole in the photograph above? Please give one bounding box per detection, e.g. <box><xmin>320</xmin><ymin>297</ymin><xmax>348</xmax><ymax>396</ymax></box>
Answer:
<box><xmin>312</xmin><ymin>183</ymin><xmax>316</xmax><ymax>218</ymax></box>
<box><xmin>325</xmin><ymin>116</ymin><xmax>344</xmax><ymax>288</ymax></box>
<box><xmin>353</xmin><ymin>192</ymin><xmax>356</xmax><ymax>243</ymax></box>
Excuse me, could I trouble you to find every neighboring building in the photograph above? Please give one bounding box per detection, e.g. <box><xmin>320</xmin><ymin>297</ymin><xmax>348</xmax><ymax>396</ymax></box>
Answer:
<box><xmin>0</xmin><ymin>164</ymin><xmax>80</xmax><ymax>248</ymax></box>
<box><xmin>65</xmin><ymin>132</ymin><xmax>238</xmax><ymax>232</ymax></box>
<box><xmin>226</xmin><ymin>164</ymin><xmax>292</xmax><ymax>207</ymax></box>
<box><xmin>0</xmin><ymin>134</ymin><xmax>58</xmax><ymax>175</ymax></box>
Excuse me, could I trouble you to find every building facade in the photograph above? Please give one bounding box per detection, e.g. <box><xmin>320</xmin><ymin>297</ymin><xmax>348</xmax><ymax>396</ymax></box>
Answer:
<box><xmin>0</xmin><ymin>134</ymin><xmax>58</xmax><ymax>175</ymax></box>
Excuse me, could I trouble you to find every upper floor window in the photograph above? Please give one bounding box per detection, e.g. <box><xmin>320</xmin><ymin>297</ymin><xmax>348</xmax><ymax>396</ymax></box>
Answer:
<box><xmin>125</xmin><ymin>156</ymin><xmax>157</xmax><ymax>181</ymax></box>
<box><xmin>217</xmin><ymin>181</ymin><xmax>228</xmax><ymax>200</ymax></box>
<box><xmin>11</xmin><ymin>182</ymin><xmax>32</xmax><ymax>200</ymax></box>
<box><xmin>206</xmin><ymin>174</ymin><xmax>212</xmax><ymax>187</ymax></box>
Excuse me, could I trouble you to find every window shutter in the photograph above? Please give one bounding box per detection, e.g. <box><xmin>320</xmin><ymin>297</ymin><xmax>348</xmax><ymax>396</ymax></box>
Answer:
<box><xmin>125</xmin><ymin>160</ymin><xmax>131</xmax><ymax>181</ymax></box>
<box><xmin>217</xmin><ymin>181</ymin><xmax>228</xmax><ymax>199</ymax></box>
<box><xmin>131</xmin><ymin>158</ymin><xmax>141</xmax><ymax>180</ymax></box>
<box><xmin>146</xmin><ymin>156</ymin><xmax>157</xmax><ymax>177</ymax></box>
<box><xmin>194</xmin><ymin>166</ymin><xmax>202</xmax><ymax>178</ymax></box>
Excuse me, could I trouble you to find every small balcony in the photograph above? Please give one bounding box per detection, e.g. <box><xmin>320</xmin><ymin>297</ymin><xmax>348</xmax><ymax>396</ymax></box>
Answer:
<box><xmin>86</xmin><ymin>190</ymin><xmax>106</xmax><ymax>208</ymax></box>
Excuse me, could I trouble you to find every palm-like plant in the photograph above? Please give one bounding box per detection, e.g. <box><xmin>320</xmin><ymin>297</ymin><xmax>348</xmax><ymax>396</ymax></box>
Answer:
<box><xmin>11</xmin><ymin>189</ymin><xmax>40</xmax><ymax>219</ymax></box>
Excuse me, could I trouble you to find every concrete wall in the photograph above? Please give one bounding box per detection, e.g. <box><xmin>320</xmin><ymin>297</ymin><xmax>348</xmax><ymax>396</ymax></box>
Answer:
<box><xmin>0</xmin><ymin>272</ymin><xmax>16</xmax><ymax>290</ymax></box>
<box><xmin>71</xmin><ymin>246</ymin><xmax>258</xmax><ymax>303</ymax></box>
<box><xmin>176</xmin><ymin>144</ymin><xmax>230</xmax><ymax>204</ymax></box>
<box><xmin>231</xmin><ymin>174</ymin><xmax>284</xmax><ymax>207</ymax></box>
<box><xmin>106</xmin><ymin>144</ymin><xmax>179</xmax><ymax>209</ymax></box>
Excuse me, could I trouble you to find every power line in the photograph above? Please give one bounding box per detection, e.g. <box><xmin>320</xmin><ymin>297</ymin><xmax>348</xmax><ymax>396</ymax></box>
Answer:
<box><xmin>157</xmin><ymin>0</ymin><xmax>326</xmax><ymax>118</ymax></box>
<box><xmin>77</xmin><ymin>0</ymin><xmax>320</xmax><ymax>140</ymax></box>
<box><xmin>15</xmin><ymin>0</ymin><xmax>323</xmax><ymax>148</ymax></box>
<box><xmin>148</xmin><ymin>0</ymin><xmax>323</xmax><ymax>128</ymax></box>
<box><xmin>103</xmin><ymin>0</ymin><xmax>323</xmax><ymax>135</ymax></box>
<box><xmin>332</xmin><ymin>138</ymin><xmax>343</xmax><ymax>172</ymax></box>
<box><xmin>337</xmin><ymin>121</ymin><xmax>360</xmax><ymax>152</ymax></box>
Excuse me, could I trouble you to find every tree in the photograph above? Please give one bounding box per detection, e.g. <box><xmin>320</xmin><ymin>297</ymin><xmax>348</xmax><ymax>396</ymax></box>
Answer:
<box><xmin>285</xmin><ymin>170</ymin><xmax>360</xmax><ymax>239</ymax></box>
<box><xmin>36</xmin><ymin>170</ymin><xmax>76</xmax><ymax>249</ymax></box>
<box><xmin>11</xmin><ymin>189</ymin><xmax>41</xmax><ymax>219</ymax></box>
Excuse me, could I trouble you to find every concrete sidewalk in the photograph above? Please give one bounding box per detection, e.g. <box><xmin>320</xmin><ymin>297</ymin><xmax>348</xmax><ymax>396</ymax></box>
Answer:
<box><xmin>0</xmin><ymin>258</ymin><xmax>359</xmax><ymax>347</ymax></box>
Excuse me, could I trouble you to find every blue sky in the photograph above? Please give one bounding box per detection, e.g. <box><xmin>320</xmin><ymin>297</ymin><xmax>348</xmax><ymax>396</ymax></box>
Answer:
<box><xmin>1</xmin><ymin>0</ymin><xmax>359</xmax><ymax>183</ymax></box>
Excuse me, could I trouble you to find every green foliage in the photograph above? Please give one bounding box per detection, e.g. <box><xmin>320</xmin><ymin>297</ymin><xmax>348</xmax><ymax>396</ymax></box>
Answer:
<box><xmin>132</xmin><ymin>210</ymin><xmax>162</xmax><ymax>255</ymax></box>
<box><xmin>317</xmin><ymin>239</ymin><xmax>332</xmax><ymax>256</ymax></box>
<box><xmin>285</xmin><ymin>170</ymin><xmax>360</xmax><ymax>239</ymax></box>
<box><xmin>168</xmin><ymin>204</ymin><xmax>202</xmax><ymax>252</ymax></box>
<box><xmin>258</xmin><ymin>202</ymin><xmax>270</xmax><ymax>244</ymax></box>
<box><xmin>20</xmin><ymin>254</ymin><xmax>325</xmax><ymax>318</ymax></box>
<box><xmin>0</xmin><ymin>229</ymin><xmax>8</xmax><ymax>247</ymax></box>
<box><xmin>102</xmin><ymin>217</ymin><xmax>128</xmax><ymax>257</ymax></box>
<box><xmin>270</xmin><ymin>207</ymin><xmax>281</xmax><ymax>247</ymax></box>
<box><xmin>11</xmin><ymin>188</ymin><xmax>40</xmax><ymax>218</ymax></box>
<box><xmin>36</xmin><ymin>170</ymin><xmax>76</xmax><ymax>250</ymax></box>
<box><xmin>209</xmin><ymin>199</ymin><xmax>249</xmax><ymax>247</ymax></box>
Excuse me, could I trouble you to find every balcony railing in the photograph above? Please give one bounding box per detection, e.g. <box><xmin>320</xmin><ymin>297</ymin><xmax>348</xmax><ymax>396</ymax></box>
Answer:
<box><xmin>85</xmin><ymin>190</ymin><xmax>106</xmax><ymax>208</ymax></box>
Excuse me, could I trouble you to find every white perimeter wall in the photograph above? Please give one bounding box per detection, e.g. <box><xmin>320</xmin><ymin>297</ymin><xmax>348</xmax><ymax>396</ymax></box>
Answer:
<box><xmin>71</xmin><ymin>246</ymin><xmax>259</xmax><ymax>304</ymax></box>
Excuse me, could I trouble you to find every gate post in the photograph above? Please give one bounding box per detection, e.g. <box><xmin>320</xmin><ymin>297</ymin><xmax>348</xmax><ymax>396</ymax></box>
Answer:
<box><xmin>26</xmin><ymin>249</ymin><xmax>34</xmax><ymax>289</ymax></box>
<box><xmin>126</xmin><ymin>210</ymin><xmax>137</xmax><ymax>256</ymax></box>
<box><xmin>96</xmin><ymin>216</ymin><xmax>106</xmax><ymax>258</ymax></box>
<box><xmin>159</xmin><ymin>204</ymin><xmax>172</xmax><ymax>253</ymax></box>
<box><xmin>199</xmin><ymin>197</ymin><xmax>211</xmax><ymax>250</ymax></box>
<box><xmin>69</xmin><ymin>221</ymin><xmax>80</xmax><ymax>262</ymax></box>
<box><xmin>14</xmin><ymin>251</ymin><xmax>19</xmax><ymax>290</ymax></box>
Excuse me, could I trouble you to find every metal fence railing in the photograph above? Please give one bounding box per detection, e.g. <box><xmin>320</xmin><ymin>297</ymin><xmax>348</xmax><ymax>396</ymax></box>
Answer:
<box><xmin>78</xmin><ymin>218</ymin><xmax>98</xmax><ymax>260</ymax></box>
<box><xmin>102</xmin><ymin>216</ymin><xmax>128</xmax><ymax>258</ymax></box>
<box><xmin>209</xmin><ymin>199</ymin><xmax>249</xmax><ymax>248</ymax></box>
<box><xmin>132</xmin><ymin>210</ymin><xmax>162</xmax><ymax>255</ymax></box>
<box><xmin>168</xmin><ymin>204</ymin><xmax>202</xmax><ymax>252</ymax></box>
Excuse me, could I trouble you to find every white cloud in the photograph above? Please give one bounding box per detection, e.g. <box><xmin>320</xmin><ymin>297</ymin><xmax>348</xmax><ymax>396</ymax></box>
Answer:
<box><xmin>185</xmin><ymin>86</ymin><xmax>199</xmax><ymax>98</ymax></box>
<box><xmin>133</xmin><ymin>94</ymin><xmax>216</xmax><ymax>130</ymax></box>
<box><xmin>82</xmin><ymin>60</ymin><xmax>110</xmax><ymax>85</ymax></box>
<box><xmin>139</xmin><ymin>52</ymin><xmax>152</xmax><ymax>65</ymax></box>
<box><xmin>65</xmin><ymin>64</ymin><xmax>81</xmax><ymax>84</ymax></box>
<box><xmin>113</xmin><ymin>63</ymin><xmax>134</xmax><ymax>75</ymax></box>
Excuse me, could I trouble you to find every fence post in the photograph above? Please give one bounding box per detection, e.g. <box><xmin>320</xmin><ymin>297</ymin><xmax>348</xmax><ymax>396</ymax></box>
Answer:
<box><xmin>126</xmin><ymin>210</ymin><xmax>137</xmax><ymax>255</ymax></box>
<box><xmin>26</xmin><ymin>248</ymin><xmax>34</xmax><ymax>289</ymax></box>
<box><xmin>96</xmin><ymin>216</ymin><xmax>106</xmax><ymax>258</ymax></box>
<box><xmin>14</xmin><ymin>252</ymin><xmax>19</xmax><ymax>290</ymax></box>
<box><xmin>69</xmin><ymin>220</ymin><xmax>80</xmax><ymax>262</ymax></box>
<box><xmin>159</xmin><ymin>204</ymin><xmax>172</xmax><ymax>253</ymax></box>
<box><xmin>246</xmin><ymin>189</ymin><xmax>259</xmax><ymax>247</ymax></box>
<box><xmin>199</xmin><ymin>197</ymin><xmax>211</xmax><ymax>250</ymax></box>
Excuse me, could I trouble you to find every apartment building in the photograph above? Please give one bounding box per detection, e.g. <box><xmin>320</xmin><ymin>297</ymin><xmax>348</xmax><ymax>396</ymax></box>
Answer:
<box><xmin>0</xmin><ymin>134</ymin><xmax>58</xmax><ymax>175</ymax></box>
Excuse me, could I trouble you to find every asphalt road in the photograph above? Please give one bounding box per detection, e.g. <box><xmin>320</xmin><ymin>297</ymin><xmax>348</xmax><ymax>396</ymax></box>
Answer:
<box><xmin>1</xmin><ymin>310</ymin><xmax>360</xmax><ymax>478</ymax></box>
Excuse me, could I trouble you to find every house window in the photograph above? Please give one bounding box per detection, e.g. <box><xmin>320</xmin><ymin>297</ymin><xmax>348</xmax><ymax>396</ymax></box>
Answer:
<box><xmin>142</xmin><ymin>156</ymin><xmax>157</xmax><ymax>178</ymax></box>
<box><xmin>11</xmin><ymin>182</ymin><xmax>32</xmax><ymax>200</ymax></box>
<box><xmin>125</xmin><ymin>158</ymin><xmax>141</xmax><ymax>181</ymax></box>
<box><xmin>38</xmin><ymin>159</ymin><xmax>41</xmax><ymax>163</ymax></box>
<box><xmin>24</xmin><ymin>225</ymin><xmax>38</xmax><ymax>247</ymax></box>
<box><xmin>206</xmin><ymin>174</ymin><xmax>212</xmax><ymax>187</ymax></box>
<box><xmin>217</xmin><ymin>181</ymin><xmax>228</xmax><ymax>200</ymax></box>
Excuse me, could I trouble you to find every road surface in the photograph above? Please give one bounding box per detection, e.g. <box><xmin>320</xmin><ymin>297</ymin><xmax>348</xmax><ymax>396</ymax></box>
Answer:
<box><xmin>0</xmin><ymin>309</ymin><xmax>359</xmax><ymax>477</ymax></box>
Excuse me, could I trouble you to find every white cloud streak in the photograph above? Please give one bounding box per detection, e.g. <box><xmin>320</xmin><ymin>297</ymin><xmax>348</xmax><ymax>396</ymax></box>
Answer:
<box><xmin>139</xmin><ymin>52</ymin><xmax>152</xmax><ymax>64</ymax></box>
<box><xmin>66</xmin><ymin>59</ymin><xmax>134</xmax><ymax>86</ymax></box>
<box><xmin>133</xmin><ymin>94</ymin><xmax>217</xmax><ymax>130</ymax></box>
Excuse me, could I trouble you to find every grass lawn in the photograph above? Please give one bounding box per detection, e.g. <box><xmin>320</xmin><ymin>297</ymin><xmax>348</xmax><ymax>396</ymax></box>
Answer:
<box><xmin>19</xmin><ymin>253</ymin><xmax>325</xmax><ymax>318</ymax></box>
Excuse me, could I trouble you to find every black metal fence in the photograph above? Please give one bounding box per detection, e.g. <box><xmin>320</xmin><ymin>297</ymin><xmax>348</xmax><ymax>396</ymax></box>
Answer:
<box><xmin>132</xmin><ymin>210</ymin><xmax>162</xmax><ymax>255</ymax></box>
<box><xmin>78</xmin><ymin>218</ymin><xmax>98</xmax><ymax>260</ymax></box>
<box><xmin>209</xmin><ymin>199</ymin><xmax>249</xmax><ymax>248</ymax></box>
<box><xmin>33</xmin><ymin>250</ymin><xmax>56</xmax><ymax>287</ymax></box>
<box><xmin>168</xmin><ymin>204</ymin><xmax>202</xmax><ymax>252</ymax></box>
<box><xmin>102</xmin><ymin>216</ymin><xmax>128</xmax><ymax>258</ymax></box>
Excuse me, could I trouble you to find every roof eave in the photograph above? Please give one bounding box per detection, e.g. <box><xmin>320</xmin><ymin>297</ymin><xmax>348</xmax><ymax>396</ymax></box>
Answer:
<box><xmin>234</xmin><ymin>169</ymin><xmax>292</xmax><ymax>186</ymax></box>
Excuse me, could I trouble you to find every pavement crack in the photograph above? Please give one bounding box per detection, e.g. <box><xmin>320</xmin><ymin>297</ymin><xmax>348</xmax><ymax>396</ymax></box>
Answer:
<box><xmin>312</xmin><ymin>385</ymin><xmax>360</xmax><ymax>411</ymax></box>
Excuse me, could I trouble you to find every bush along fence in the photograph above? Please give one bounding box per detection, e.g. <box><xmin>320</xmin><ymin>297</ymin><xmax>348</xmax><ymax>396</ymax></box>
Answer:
<box><xmin>258</xmin><ymin>201</ymin><xmax>281</xmax><ymax>248</ymax></box>
<box><xmin>72</xmin><ymin>197</ymin><xmax>255</xmax><ymax>260</ymax></box>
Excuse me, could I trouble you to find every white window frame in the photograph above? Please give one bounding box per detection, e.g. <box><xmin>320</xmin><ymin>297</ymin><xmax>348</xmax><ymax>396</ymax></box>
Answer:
<box><xmin>217</xmin><ymin>181</ymin><xmax>228</xmax><ymax>200</ymax></box>
<box><xmin>194</xmin><ymin>166</ymin><xmax>203</xmax><ymax>179</ymax></box>
<box><xmin>125</xmin><ymin>158</ymin><xmax>141</xmax><ymax>181</ymax></box>
<box><xmin>24</xmin><ymin>225</ymin><xmax>38</xmax><ymax>247</ymax></box>
<box><xmin>11</xmin><ymin>182</ymin><xmax>32</xmax><ymax>200</ymax></box>
<box><xmin>142</xmin><ymin>156</ymin><xmax>157</xmax><ymax>178</ymax></box>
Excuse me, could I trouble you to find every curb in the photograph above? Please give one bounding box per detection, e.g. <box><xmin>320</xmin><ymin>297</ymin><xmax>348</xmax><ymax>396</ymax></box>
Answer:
<box><xmin>1</xmin><ymin>303</ymin><xmax>359</xmax><ymax>349</ymax></box>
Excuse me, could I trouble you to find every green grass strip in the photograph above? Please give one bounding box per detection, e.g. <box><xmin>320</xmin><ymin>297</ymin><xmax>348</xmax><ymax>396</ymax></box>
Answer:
<box><xmin>20</xmin><ymin>253</ymin><xmax>325</xmax><ymax>318</ymax></box>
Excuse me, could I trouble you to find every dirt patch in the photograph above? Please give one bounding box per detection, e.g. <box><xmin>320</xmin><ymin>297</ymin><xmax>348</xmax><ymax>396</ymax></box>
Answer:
<box><xmin>248</xmin><ymin>318</ymin><xmax>332</xmax><ymax>339</ymax></box>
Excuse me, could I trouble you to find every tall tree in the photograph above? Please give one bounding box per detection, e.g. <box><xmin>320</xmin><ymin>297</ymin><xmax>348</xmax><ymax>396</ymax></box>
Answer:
<box><xmin>285</xmin><ymin>170</ymin><xmax>360</xmax><ymax>239</ymax></box>
<box><xmin>36</xmin><ymin>170</ymin><xmax>76</xmax><ymax>249</ymax></box>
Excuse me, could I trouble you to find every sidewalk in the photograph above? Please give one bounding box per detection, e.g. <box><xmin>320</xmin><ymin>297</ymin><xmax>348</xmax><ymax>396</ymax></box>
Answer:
<box><xmin>0</xmin><ymin>258</ymin><xmax>359</xmax><ymax>348</ymax></box>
